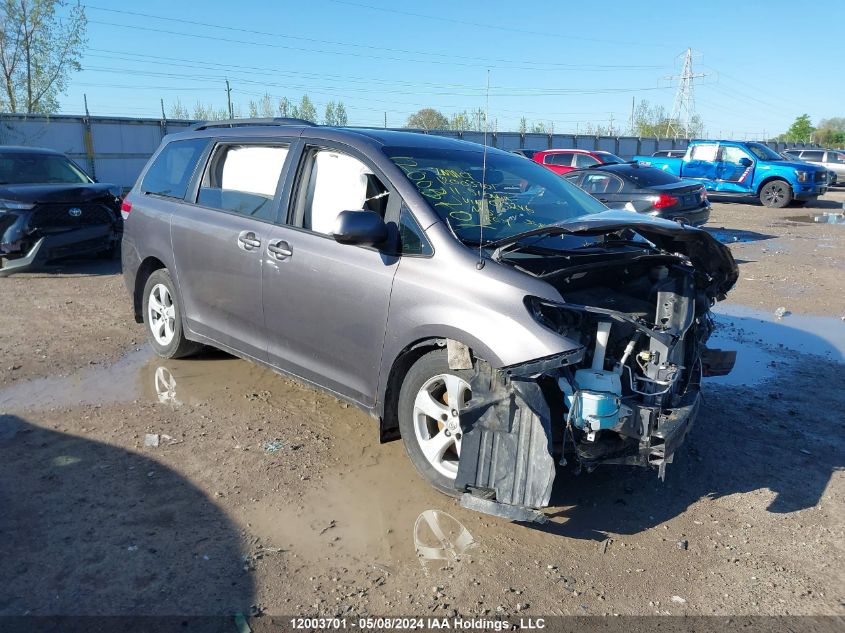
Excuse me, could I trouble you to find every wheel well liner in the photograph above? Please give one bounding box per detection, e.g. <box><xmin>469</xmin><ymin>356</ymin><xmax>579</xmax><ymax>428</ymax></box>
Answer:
<box><xmin>379</xmin><ymin>337</ymin><xmax>449</xmax><ymax>442</ymax></box>
<box><xmin>133</xmin><ymin>256</ymin><xmax>166</xmax><ymax>322</ymax></box>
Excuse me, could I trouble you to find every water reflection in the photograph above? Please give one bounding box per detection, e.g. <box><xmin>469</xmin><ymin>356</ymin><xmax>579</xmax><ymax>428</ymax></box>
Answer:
<box><xmin>153</xmin><ymin>366</ymin><xmax>179</xmax><ymax>405</ymax></box>
<box><xmin>785</xmin><ymin>211</ymin><xmax>845</xmax><ymax>225</ymax></box>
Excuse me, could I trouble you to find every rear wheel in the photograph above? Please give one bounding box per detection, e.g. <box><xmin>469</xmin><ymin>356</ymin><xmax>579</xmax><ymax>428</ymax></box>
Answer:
<box><xmin>759</xmin><ymin>179</ymin><xmax>793</xmax><ymax>208</ymax></box>
<box><xmin>397</xmin><ymin>349</ymin><xmax>474</xmax><ymax>497</ymax></box>
<box><xmin>142</xmin><ymin>269</ymin><xmax>202</xmax><ymax>359</ymax></box>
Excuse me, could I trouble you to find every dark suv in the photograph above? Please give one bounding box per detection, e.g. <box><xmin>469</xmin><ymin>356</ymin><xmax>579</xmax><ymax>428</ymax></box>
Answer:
<box><xmin>0</xmin><ymin>146</ymin><xmax>122</xmax><ymax>276</ymax></box>
<box><xmin>122</xmin><ymin>119</ymin><xmax>737</xmax><ymax>521</ymax></box>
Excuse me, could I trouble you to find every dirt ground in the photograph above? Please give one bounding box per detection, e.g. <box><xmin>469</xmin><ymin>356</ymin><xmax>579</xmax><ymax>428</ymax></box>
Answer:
<box><xmin>1</xmin><ymin>190</ymin><xmax>843</xmax><ymax>623</ymax></box>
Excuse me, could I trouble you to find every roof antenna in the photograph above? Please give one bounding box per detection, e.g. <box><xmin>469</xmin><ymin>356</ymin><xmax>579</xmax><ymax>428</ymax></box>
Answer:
<box><xmin>477</xmin><ymin>69</ymin><xmax>491</xmax><ymax>270</ymax></box>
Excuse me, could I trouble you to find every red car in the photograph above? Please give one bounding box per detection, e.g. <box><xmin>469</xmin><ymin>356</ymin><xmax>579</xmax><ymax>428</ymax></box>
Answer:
<box><xmin>533</xmin><ymin>149</ymin><xmax>625</xmax><ymax>175</ymax></box>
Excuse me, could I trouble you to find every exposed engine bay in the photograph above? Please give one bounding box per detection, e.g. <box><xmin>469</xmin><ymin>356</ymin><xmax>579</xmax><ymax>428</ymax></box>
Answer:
<box><xmin>453</xmin><ymin>222</ymin><xmax>738</xmax><ymax>523</ymax></box>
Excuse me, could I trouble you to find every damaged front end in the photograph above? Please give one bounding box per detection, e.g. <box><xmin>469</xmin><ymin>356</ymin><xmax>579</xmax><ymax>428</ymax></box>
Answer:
<box><xmin>455</xmin><ymin>218</ymin><xmax>738</xmax><ymax>522</ymax></box>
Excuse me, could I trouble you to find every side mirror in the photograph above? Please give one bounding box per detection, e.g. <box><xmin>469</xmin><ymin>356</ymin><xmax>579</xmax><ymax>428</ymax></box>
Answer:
<box><xmin>738</xmin><ymin>157</ymin><xmax>753</xmax><ymax>167</ymax></box>
<box><xmin>332</xmin><ymin>210</ymin><xmax>388</xmax><ymax>246</ymax></box>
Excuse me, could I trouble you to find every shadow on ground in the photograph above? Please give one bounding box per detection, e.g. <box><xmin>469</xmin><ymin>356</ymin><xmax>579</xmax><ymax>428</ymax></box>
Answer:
<box><xmin>0</xmin><ymin>415</ymin><xmax>254</xmax><ymax>616</ymax></box>
<box><xmin>530</xmin><ymin>315</ymin><xmax>845</xmax><ymax>541</ymax></box>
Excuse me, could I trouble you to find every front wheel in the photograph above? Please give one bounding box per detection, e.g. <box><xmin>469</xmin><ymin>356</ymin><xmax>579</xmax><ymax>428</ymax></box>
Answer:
<box><xmin>397</xmin><ymin>349</ymin><xmax>474</xmax><ymax>497</ymax></box>
<box><xmin>759</xmin><ymin>180</ymin><xmax>793</xmax><ymax>208</ymax></box>
<box><xmin>142</xmin><ymin>269</ymin><xmax>202</xmax><ymax>359</ymax></box>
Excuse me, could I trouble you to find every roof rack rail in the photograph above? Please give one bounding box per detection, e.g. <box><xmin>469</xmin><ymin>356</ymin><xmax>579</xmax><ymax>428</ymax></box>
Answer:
<box><xmin>191</xmin><ymin>117</ymin><xmax>317</xmax><ymax>131</ymax></box>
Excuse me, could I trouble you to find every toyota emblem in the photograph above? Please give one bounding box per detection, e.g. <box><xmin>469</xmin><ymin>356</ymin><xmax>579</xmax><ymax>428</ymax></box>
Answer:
<box><xmin>68</xmin><ymin>207</ymin><xmax>82</xmax><ymax>217</ymax></box>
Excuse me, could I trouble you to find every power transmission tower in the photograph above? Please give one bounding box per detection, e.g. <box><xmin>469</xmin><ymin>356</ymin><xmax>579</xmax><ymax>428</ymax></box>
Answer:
<box><xmin>664</xmin><ymin>48</ymin><xmax>706</xmax><ymax>138</ymax></box>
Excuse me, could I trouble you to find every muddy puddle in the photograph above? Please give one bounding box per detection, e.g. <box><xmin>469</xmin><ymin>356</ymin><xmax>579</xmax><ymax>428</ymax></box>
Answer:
<box><xmin>785</xmin><ymin>211</ymin><xmax>845</xmax><ymax>225</ymax></box>
<box><xmin>709</xmin><ymin>304</ymin><xmax>845</xmax><ymax>386</ymax></box>
<box><xmin>0</xmin><ymin>346</ymin><xmax>483</xmax><ymax>576</ymax></box>
<box><xmin>2</xmin><ymin>303</ymin><xmax>844</xmax><ymax>570</ymax></box>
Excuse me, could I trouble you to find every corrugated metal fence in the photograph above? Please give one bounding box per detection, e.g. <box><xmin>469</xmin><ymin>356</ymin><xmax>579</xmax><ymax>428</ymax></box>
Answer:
<box><xmin>0</xmin><ymin>113</ymin><xmax>822</xmax><ymax>190</ymax></box>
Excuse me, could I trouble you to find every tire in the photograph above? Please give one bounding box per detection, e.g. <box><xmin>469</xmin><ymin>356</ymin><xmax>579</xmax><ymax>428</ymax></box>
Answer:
<box><xmin>759</xmin><ymin>179</ymin><xmax>793</xmax><ymax>208</ymax></box>
<box><xmin>142</xmin><ymin>269</ymin><xmax>202</xmax><ymax>359</ymax></box>
<box><xmin>397</xmin><ymin>349</ymin><xmax>474</xmax><ymax>497</ymax></box>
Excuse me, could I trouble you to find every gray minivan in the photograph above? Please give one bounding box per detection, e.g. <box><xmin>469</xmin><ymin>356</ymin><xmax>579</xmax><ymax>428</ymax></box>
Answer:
<box><xmin>122</xmin><ymin>119</ymin><xmax>737</xmax><ymax>521</ymax></box>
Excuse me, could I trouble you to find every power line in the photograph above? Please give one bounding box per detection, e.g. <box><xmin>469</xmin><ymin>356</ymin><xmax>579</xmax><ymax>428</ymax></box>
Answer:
<box><xmin>86</xmin><ymin>4</ymin><xmax>667</xmax><ymax>67</ymax></box>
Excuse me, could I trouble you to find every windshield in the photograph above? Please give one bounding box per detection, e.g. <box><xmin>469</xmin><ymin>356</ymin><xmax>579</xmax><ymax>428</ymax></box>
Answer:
<box><xmin>384</xmin><ymin>146</ymin><xmax>608</xmax><ymax>245</ymax></box>
<box><xmin>746</xmin><ymin>143</ymin><xmax>784</xmax><ymax>162</ymax></box>
<box><xmin>0</xmin><ymin>152</ymin><xmax>91</xmax><ymax>185</ymax></box>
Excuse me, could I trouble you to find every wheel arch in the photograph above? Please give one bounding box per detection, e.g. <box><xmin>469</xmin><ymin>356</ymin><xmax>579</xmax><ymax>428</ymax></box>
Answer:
<box><xmin>755</xmin><ymin>175</ymin><xmax>792</xmax><ymax>196</ymax></box>
<box><xmin>377</xmin><ymin>335</ymin><xmax>488</xmax><ymax>443</ymax></box>
<box><xmin>133</xmin><ymin>256</ymin><xmax>167</xmax><ymax>322</ymax></box>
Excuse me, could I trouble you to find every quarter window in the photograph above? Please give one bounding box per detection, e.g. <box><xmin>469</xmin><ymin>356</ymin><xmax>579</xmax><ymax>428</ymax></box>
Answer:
<box><xmin>297</xmin><ymin>148</ymin><xmax>390</xmax><ymax>235</ymax></box>
<box><xmin>197</xmin><ymin>144</ymin><xmax>289</xmax><ymax>221</ymax></box>
<box><xmin>398</xmin><ymin>206</ymin><xmax>433</xmax><ymax>256</ymax></box>
<box><xmin>827</xmin><ymin>152</ymin><xmax>845</xmax><ymax>164</ymax></box>
<box><xmin>573</xmin><ymin>154</ymin><xmax>600</xmax><ymax>168</ymax></box>
<box><xmin>141</xmin><ymin>138</ymin><xmax>208</xmax><ymax>199</ymax></box>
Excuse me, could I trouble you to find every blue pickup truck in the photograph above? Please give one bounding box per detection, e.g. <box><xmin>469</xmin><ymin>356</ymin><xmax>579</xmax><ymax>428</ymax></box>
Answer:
<box><xmin>634</xmin><ymin>140</ymin><xmax>828</xmax><ymax>208</ymax></box>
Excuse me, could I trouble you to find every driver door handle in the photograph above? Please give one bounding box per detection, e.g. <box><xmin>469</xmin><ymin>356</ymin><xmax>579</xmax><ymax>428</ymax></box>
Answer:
<box><xmin>237</xmin><ymin>230</ymin><xmax>261</xmax><ymax>251</ymax></box>
<box><xmin>267</xmin><ymin>240</ymin><xmax>293</xmax><ymax>260</ymax></box>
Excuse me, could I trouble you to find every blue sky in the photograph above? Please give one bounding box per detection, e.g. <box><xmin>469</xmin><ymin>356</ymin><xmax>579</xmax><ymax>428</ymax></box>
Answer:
<box><xmin>60</xmin><ymin>0</ymin><xmax>843</xmax><ymax>137</ymax></box>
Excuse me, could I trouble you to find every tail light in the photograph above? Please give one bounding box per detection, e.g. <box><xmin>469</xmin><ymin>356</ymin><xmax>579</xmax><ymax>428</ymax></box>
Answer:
<box><xmin>653</xmin><ymin>193</ymin><xmax>679</xmax><ymax>209</ymax></box>
<box><xmin>120</xmin><ymin>199</ymin><xmax>132</xmax><ymax>220</ymax></box>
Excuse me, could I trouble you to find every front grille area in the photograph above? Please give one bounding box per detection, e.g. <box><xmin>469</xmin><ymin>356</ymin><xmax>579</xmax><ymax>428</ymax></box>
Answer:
<box><xmin>28</xmin><ymin>203</ymin><xmax>115</xmax><ymax>231</ymax></box>
<box><xmin>815</xmin><ymin>171</ymin><xmax>827</xmax><ymax>182</ymax></box>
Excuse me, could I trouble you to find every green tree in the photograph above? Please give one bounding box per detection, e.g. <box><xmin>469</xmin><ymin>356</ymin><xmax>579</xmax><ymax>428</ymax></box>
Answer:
<box><xmin>815</xmin><ymin>117</ymin><xmax>845</xmax><ymax>146</ymax></box>
<box><xmin>247</xmin><ymin>100</ymin><xmax>258</xmax><ymax>118</ymax></box>
<box><xmin>258</xmin><ymin>92</ymin><xmax>274</xmax><ymax>118</ymax></box>
<box><xmin>530</xmin><ymin>122</ymin><xmax>547</xmax><ymax>134</ymax></box>
<box><xmin>334</xmin><ymin>102</ymin><xmax>347</xmax><ymax>126</ymax></box>
<box><xmin>278</xmin><ymin>96</ymin><xmax>290</xmax><ymax>117</ymax></box>
<box><xmin>785</xmin><ymin>114</ymin><xmax>814</xmax><ymax>143</ymax></box>
<box><xmin>324</xmin><ymin>100</ymin><xmax>337</xmax><ymax>125</ymax></box>
<box><xmin>168</xmin><ymin>97</ymin><xmax>190</xmax><ymax>120</ymax></box>
<box><xmin>291</xmin><ymin>94</ymin><xmax>316</xmax><ymax>123</ymax></box>
<box><xmin>405</xmin><ymin>108</ymin><xmax>449</xmax><ymax>130</ymax></box>
<box><xmin>0</xmin><ymin>0</ymin><xmax>87</xmax><ymax>113</ymax></box>
<box><xmin>450</xmin><ymin>111</ymin><xmax>471</xmax><ymax>131</ymax></box>
<box><xmin>192</xmin><ymin>102</ymin><xmax>227</xmax><ymax>121</ymax></box>
<box><xmin>633</xmin><ymin>100</ymin><xmax>702</xmax><ymax>138</ymax></box>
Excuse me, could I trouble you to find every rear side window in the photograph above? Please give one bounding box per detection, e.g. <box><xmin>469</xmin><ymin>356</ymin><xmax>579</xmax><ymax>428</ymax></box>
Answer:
<box><xmin>141</xmin><ymin>138</ymin><xmax>208</xmax><ymax>199</ymax></box>
<box><xmin>197</xmin><ymin>144</ymin><xmax>289</xmax><ymax>221</ymax></box>
<box><xmin>800</xmin><ymin>150</ymin><xmax>824</xmax><ymax>161</ymax></box>
<box><xmin>827</xmin><ymin>152</ymin><xmax>845</xmax><ymax>164</ymax></box>
<box><xmin>689</xmin><ymin>144</ymin><xmax>717</xmax><ymax>162</ymax></box>
<box><xmin>581</xmin><ymin>173</ymin><xmax>623</xmax><ymax>194</ymax></box>
<box><xmin>545</xmin><ymin>152</ymin><xmax>573</xmax><ymax>166</ymax></box>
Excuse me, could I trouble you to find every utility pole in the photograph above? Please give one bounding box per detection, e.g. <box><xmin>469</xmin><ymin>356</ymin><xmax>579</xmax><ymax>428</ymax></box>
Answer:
<box><xmin>664</xmin><ymin>48</ymin><xmax>706</xmax><ymax>138</ymax></box>
<box><xmin>609</xmin><ymin>112</ymin><xmax>615</xmax><ymax>136</ymax></box>
<box><xmin>630</xmin><ymin>97</ymin><xmax>635</xmax><ymax>135</ymax></box>
<box><xmin>160</xmin><ymin>98</ymin><xmax>166</xmax><ymax>120</ymax></box>
<box><xmin>225</xmin><ymin>79</ymin><xmax>234</xmax><ymax>119</ymax></box>
<box><xmin>83</xmin><ymin>93</ymin><xmax>90</xmax><ymax>117</ymax></box>
<box><xmin>384</xmin><ymin>112</ymin><xmax>387</xmax><ymax>128</ymax></box>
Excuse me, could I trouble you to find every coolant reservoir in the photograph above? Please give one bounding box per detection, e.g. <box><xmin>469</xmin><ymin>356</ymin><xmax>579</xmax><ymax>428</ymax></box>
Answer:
<box><xmin>559</xmin><ymin>369</ymin><xmax>623</xmax><ymax>438</ymax></box>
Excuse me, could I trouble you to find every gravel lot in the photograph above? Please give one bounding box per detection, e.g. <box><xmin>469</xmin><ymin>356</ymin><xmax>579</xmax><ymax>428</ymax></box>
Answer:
<box><xmin>1</xmin><ymin>190</ymin><xmax>843</xmax><ymax>621</ymax></box>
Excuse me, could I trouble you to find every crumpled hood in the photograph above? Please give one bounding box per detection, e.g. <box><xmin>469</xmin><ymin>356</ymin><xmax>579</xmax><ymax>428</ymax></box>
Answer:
<box><xmin>0</xmin><ymin>183</ymin><xmax>120</xmax><ymax>205</ymax></box>
<box><xmin>553</xmin><ymin>210</ymin><xmax>739</xmax><ymax>298</ymax></box>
